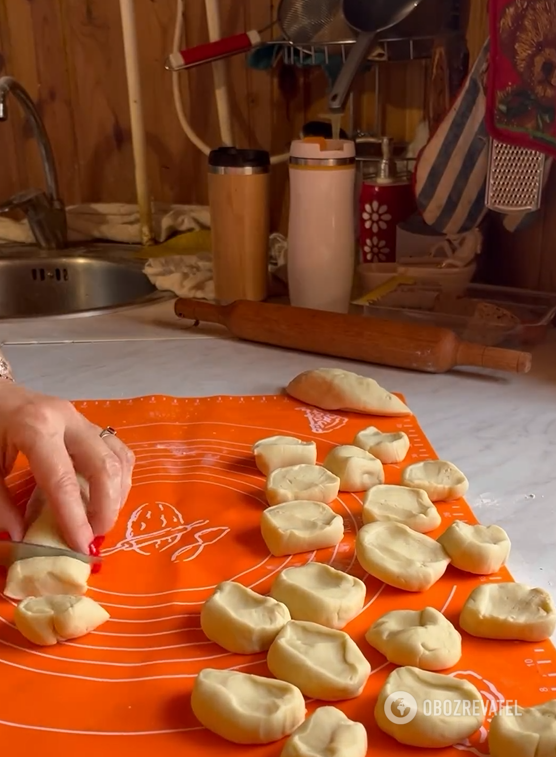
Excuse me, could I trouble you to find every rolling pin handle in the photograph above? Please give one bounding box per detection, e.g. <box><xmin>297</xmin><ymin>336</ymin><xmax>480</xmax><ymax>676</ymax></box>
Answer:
<box><xmin>456</xmin><ymin>342</ymin><xmax>532</xmax><ymax>374</ymax></box>
<box><xmin>174</xmin><ymin>298</ymin><xmax>228</xmax><ymax>326</ymax></box>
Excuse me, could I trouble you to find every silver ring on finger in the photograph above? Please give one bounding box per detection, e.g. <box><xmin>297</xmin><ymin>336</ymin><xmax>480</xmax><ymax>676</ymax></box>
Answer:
<box><xmin>99</xmin><ymin>426</ymin><xmax>117</xmax><ymax>439</ymax></box>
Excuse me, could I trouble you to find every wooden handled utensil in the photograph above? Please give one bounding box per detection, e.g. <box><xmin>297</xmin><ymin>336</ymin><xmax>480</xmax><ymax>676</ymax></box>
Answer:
<box><xmin>174</xmin><ymin>299</ymin><xmax>532</xmax><ymax>375</ymax></box>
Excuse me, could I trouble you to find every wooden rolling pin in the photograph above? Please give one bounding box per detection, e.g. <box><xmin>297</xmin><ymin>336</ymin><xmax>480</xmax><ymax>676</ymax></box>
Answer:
<box><xmin>174</xmin><ymin>299</ymin><xmax>532</xmax><ymax>375</ymax></box>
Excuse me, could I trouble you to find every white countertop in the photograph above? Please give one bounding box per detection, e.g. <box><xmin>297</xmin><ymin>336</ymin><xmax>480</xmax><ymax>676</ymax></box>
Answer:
<box><xmin>3</xmin><ymin>304</ymin><xmax>556</xmax><ymax>616</ymax></box>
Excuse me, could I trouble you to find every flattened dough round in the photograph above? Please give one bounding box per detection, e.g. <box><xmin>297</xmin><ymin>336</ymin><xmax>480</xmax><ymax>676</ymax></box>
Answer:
<box><xmin>191</xmin><ymin>668</ymin><xmax>306</xmax><ymax>744</ymax></box>
<box><xmin>261</xmin><ymin>501</ymin><xmax>344</xmax><ymax>557</ymax></box>
<box><xmin>489</xmin><ymin>699</ymin><xmax>556</xmax><ymax>757</ymax></box>
<box><xmin>266</xmin><ymin>464</ymin><xmax>340</xmax><ymax>506</ymax></box>
<box><xmin>14</xmin><ymin>595</ymin><xmax>109</xmax><ymax>646</ymax></box>
<box><xmin>270</xmin><ymin>562</ymin><xmax>366</xmax><ymax>629</ymax></box>
<box><xmin>200</xmin><ymin>581</ymin><xmax>290</xmax><ymax>654</ymax></box>
<box><xmin>5</xmin><ymin>556</ymin><xmax>91</xmax><ymax>601</ymax></box>
<box><xmin>286</xmin><ymin>368</ymin><xmax>411</xmax><ymax>416</ymax></box>
<box><xmin>460</xmin><ymin>582</ymin><xmax>556</xmax><ymax>641</ymax></box>
<box><xmin>323</xmin><ymin>445</ymin><xmax>384</xmax><ymax>492</ymax></box>
<box><xmin>353</xmin><ymin>426</ymin><xmax>410</xmax><ymax>464</ymax></box>
<box><xmin>437</xmin><ymin>521</ymin><xmax>510</xmax><ymax>575</ymax></box>
<box><xmin>356</xmin><ymin>522</ymin><xmax>450</xmax><ymax>591</ymax></box>
<box><xmin>375</xmin><ymin>666</ymin><xmax>483</xmax><ymax>747</ymax></box>
<box><xmin>365</xmin><ymin>607</ymin><xmax>462</xmax><ymax>670</ymax></box>
<box><xmin>401</xmin><ymin>459</ymin><xmax>468</xmax><ymax>502</ymax></box>
<box><xmin>253</xmin><ymin>436</ymin><xmax>317</xmax><ymax>476</ymax></box>
<box><xmin>362</xmin><ymin>484</ymin><xmax>441</xmax><ymax>534</ymax></box>
<box><xmin>281</xmin><ymin>706</ymin><xmax>367</xmax><ymax>757</ymax></box>
<box><xmin>267</xmin><ymin>620</ymin><xmax>371</xmax><ymax>701</ymax></box>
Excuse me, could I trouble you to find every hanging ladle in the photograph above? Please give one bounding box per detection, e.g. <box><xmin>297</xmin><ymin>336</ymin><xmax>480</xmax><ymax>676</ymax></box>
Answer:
<box><xmin>328</xmin><ymin>0</ymin><xmax>424</xmax><ymax>114</ymax></box>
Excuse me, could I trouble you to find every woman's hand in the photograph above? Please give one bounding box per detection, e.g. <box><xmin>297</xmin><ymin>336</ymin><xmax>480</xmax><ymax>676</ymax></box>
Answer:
<box><xmin>0</xmin><ymin>382</ymin><xmax>135</xmax><ymax>553</ymax></box>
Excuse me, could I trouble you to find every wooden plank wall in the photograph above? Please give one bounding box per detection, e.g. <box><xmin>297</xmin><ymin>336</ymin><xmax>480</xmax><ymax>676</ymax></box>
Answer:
<box><xmin>0</xmin><ymin>0</ymin><xmax>485</xmax><ymax>236</ymax></box>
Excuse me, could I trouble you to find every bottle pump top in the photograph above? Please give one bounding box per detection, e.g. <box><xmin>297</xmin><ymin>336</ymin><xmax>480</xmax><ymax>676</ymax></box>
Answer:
<box><xmin>375</xmin><ymin>136</ymin><xmax>398</xmax><ymax>184</ymax></box>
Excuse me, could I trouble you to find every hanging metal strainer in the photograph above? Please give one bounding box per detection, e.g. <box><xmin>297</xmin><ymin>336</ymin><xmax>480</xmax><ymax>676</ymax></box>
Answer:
<box><xmin>277</xmin><ymin>0</ymin><xmax>351</xmax><ymax>45</ymax></box>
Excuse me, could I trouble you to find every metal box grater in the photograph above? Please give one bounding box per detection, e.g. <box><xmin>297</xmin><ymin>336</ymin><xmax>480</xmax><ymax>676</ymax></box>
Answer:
<box><xmin>485</xmin><ymin>138</ymin><xmax>546</xmax><ymax>213</ymax></box>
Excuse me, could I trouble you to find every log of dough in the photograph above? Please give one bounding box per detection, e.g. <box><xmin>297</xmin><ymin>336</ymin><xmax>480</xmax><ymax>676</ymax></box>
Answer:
<box><xmin>260</xmin><ymin>501</ymin><xmax>344</xmax><ymax>557</ymax></box>
<box><xmin>323</xmin><ymin>445</ymin><xmax>384</xmax><ymax>492</ymax></box>
<box><xmin>270</xmin><ymin>563</ymin><xmax>366</xmax><ymax>630</ymax></box>
<box><xmin>401</xmin><ymin>460</ymin><xmax>468</xmax><ymax>502</ymax></box>
<box><xmin>281</xmin><ymin>706</ymin><xmax>368</xmax><ymax>757</ymax></box>
<box><xmin>365</xmin><ymin>607</ymin><xmax>462</xmax><ymax>670</ymax></box>
<box><xmin>353</xmin><ymin>426</ymin><xmax>410</xmax><ymax>464</ymax></box>
<box><xmin>356</xmin><ymin>522</ymin><xmax>450</xmax><ymax>592</ymax></box>
<box><xmin>4</xmin><ymin>485</ymin><xmax>91</xmax><ymax>600</ymax></box>
<box><xmin>200</xmin><ymin>581</ymin><xmax>291</xmax><ymax>654</ymax></box>
<box><xmin>375</xmin><ymin>666</ymin><xmax>483</xmax><ymax>748</ymax></box>
<box><xmin>437</xmin><ymin>521</ymin><xmax>510</xmax><ymax>575</ymax></box>
<box><xmin>14</xmin><ymin>595</ymin><xmax>109</xmax><ymax>646</ymax></box>
<box><xmin>489</xmin><ymin>699</ymin><xmax>556</xmax><ymax>757</ymax></box>
<box><xmin>362</xmin><ymin>484</ymin><xmax>441</xmax><ymax>534</ymax></box>
<box><xmin>253</xmin><ymin>436</ymin><xmax>317</xmax><ymax>476</ymax></box>
<box><xmin>267</xmin><ymin>620</ymin><xmax>371</xmax><ymax>701</ymax></box>
<box><xmin>459</xmin><ymin>582</ymin><xmax>556</xmax><ymax>641</ymax></box>
<box><xmin>286</xmin><ymin>368</ymin><xmax>411</xmax><ymax>416</ymax></box>
<box><xmin>266</xmin><ymin>465</ymin><xmax>340</xmax><ymax>506</ymax></box>
<box><xmin>191</xmin><ymin>668</ymin><xmax>306</xmax><ymax>744</ymax></box>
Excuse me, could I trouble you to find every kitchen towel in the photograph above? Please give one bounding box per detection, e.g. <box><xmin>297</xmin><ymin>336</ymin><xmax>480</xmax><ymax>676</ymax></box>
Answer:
<box><xmin>0</xmin><ymin>203</ymin><xmax>210</xmax><ymax>246</ymax></box>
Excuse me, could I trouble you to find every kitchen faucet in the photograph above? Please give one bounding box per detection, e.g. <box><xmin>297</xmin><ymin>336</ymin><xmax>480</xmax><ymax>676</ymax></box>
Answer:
<box><xmin>0</xmin><ymin>76</ymin><xmax>67</xmax><ymax>250</ymax></box>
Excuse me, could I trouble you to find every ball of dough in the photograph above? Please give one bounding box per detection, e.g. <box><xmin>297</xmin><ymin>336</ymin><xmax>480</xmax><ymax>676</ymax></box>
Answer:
<box><xmin>260</xmin><ymin>500</ymin><xmax>344</xmax><ymax>557</ymax></box>
<box><xmin>267</xmin><ymin>620</ymin><xmax>371</xmax><ymax>701</ymax></box>
<box><xmin>285</xmin><ymin>368</ymin><xmax>411</xmax><ymax>416</ymax></box>
<box><xmin>323</xmin><ymin>445</ymin><xmax>384</xmax><ymax>492</ymax></box>
<box><xmin>253</xmin><ymin>436</ymin><xmax>317</xmax><ymax>476</ymax></box>
<box><xmin>5</xmin><ymin>556</ymin><xmax>91</xmax><ymax>601</ymax></box>
<box><xmin>437</xmin><ymin>521</ymin><xmax>510</xmax><ymax>575</ymax></box>
<box><xmin>375</xmin><ymin>666</ymin><xmax>483</xmax><ymax>748</ymax></box>
<box><xmin>200</xmin><ymin>581</ymin><xmax>290</xmax><ymax>654</ymax></box>
<box><xmin>270</xmin><ymin>562</ymin><xmax>366</xmax><ymax>629</ymax></box>
<box><xmin>281</xmin><ymin>706</ymin><xmax>368</xmax><ymax>757</ymax></box>
<box><xmin>266</xmin><ymin>465</ymin><xmax>340</xmax><ymax>506</ymax></box>
<box><xmin>460</xmin><ymin>582</ymin><xmax>556</xmax><ymax>642</ymax></box>
<box><xmin>353</xmin><ymin>426</ymin><xmax>410</xmax><ymax>464</ymax></box>
<box><xmin>365</xmin><ymin>607</ymin><xmax>462</xmax><ymax>670</ymax></box>
<box><xmin>191</xmin><ymin>668</ymin><xmax>306</xmax><ymax>744</ymax></box>
<box><xmin>362</xmin><ymin>484</ymin><xmax>441</xmax><ymax>534</ymax></box>
<box><xmin>401</xmin><ymin>460</ymin><xmax>468</xmax><ymax>502</ymax></box>
<box><xmin>489</xmin><ymin>699</ymin><xmax>556</xmax><ymax>757</ymax></box>
<box><xmin>356</xmin><ymin>522</ymin><xmax>450</xmax><ymax>592</ymax></box>
<box><xmin>14</xmin><ymin>595</ymin><xmax>109</xmax><ymax>646</ymax></box>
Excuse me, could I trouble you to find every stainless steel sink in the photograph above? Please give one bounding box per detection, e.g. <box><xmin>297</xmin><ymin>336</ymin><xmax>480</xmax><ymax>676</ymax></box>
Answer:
<box><xmin>0</xmin><ymin>249</ymin><xmax>169</xmax><ymax>319</ymax></box>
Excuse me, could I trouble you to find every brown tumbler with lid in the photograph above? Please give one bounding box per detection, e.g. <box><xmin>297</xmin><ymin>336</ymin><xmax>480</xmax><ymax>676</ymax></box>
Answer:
<box><xmin>208</xmin><ymin>147</ymin><xmax>270</xmax><ymax>303</ymax></box>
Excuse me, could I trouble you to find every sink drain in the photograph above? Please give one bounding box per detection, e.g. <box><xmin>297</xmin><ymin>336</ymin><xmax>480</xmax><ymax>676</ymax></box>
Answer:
<box><xmin>31</xmin><ymin>267</ymin><xmax>69</xmax><ymax>282</ymax></box>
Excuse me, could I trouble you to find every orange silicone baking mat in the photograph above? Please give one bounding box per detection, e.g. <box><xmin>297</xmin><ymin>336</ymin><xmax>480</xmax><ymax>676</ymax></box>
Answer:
<box><xmin>0</xmin><ymin>393</ymin><xmax>552</xmax><ymax>756</ymax></box>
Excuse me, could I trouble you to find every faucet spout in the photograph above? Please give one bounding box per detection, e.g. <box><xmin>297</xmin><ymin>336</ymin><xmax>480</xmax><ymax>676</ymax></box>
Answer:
<box><xmin>0</xmin><ymin>76</ymin><xmax>66</xmax><ymax>249</ymax></box>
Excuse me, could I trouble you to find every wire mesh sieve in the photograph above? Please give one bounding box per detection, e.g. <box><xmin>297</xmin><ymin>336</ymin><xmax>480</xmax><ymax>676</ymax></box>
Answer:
<box><xmin>277</xmin><ymin>0</ymin><xmax>350</xmax><ymax>44</ymax></box>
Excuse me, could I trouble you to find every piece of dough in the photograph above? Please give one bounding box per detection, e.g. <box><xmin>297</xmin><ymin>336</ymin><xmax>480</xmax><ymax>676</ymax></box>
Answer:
<box><xmin>322</xmin><ymin>445</ymin><xmax>384</xmax><ymax>492</ymax></box>
<box><xmin>14</xmin><ymin>595</ymin><xmax>109</xmax><ymax>646</ymax></box>
<box><xmin>361</xmin><ymin>484</ymin><xmax>441</xmax><ymax>534</ymax></box>
<box><xmin>375</xmin><ymin>666</ymin><xmax>483</xmax><ymax>748</ymax></box>
<box><xmin>356</xmin><ymin>522</ymin><xmax>450</xmax><ymax>591</ymax></box>
<box><xmin>459</xmin><ymin>582</ymin><xmax>556</xmax><ymax>641</ymax></box>
<box><xmin>353</xmin><ymin>426</ymin><xmax>410</xmax><ymax>464</ymax></box>
<box><xmin>437</xmin><ymin>521</ymin><xmax>510</xmax><ymax>575</ymax></box>
<box><xmin>401</xmin><ymin>460</ymin><xmax>468</xmax><ymax>502</ymax></box>
<box><xmin>281</xmin><ymin>706</ymin><xmax>368</xmax><ymax>757</ymax></box>
<box><xmin>191</xmin><ymin>668</ymin><xmax>306</xmax><ymax>744</ymax></box>
<box><xmin>261</xmin><ymin>501</ymin><xmax>344</xmax><ymax>557</ymax></box>
<box><xmin>270</xmin><ymin>563</ymin><xmax>366</xmax><ymax>630</ymax></box>
<box><xmin>488</xmin><ymin>699</ymin><xmax>556</xmax><ymax>757</ymax></box>
<box><xmin>286</xmin><ymin>368</ymin><xmax>411</xmax><ymax>416</ymax></box>
<box><xmin>365</xmin><ymin>607</ymin><xmax>462</xmax><ymax>670</ymax></box>
<box><xmin>266</xmin><ymin>465</ymin><xmax>340</xmax><ymax>506</ymax></box>
<box><xmin>200</xmin><ymin>581</ymin><xmax>291</xmax><ymax>654</ymax></box>
<box><xmin>267</xmin><ymin>620</ymin><xmax>371</xmax><ymax>701</ymax></box>
<box><xmin>253</xmin><ymin>436</ymin><xmax>317</xmax><ymax>476</ymax></box>
<box><xmin>5</xmin><ymin>485</ymin><xmax>91</xmax><ymax>600</ymax></box>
